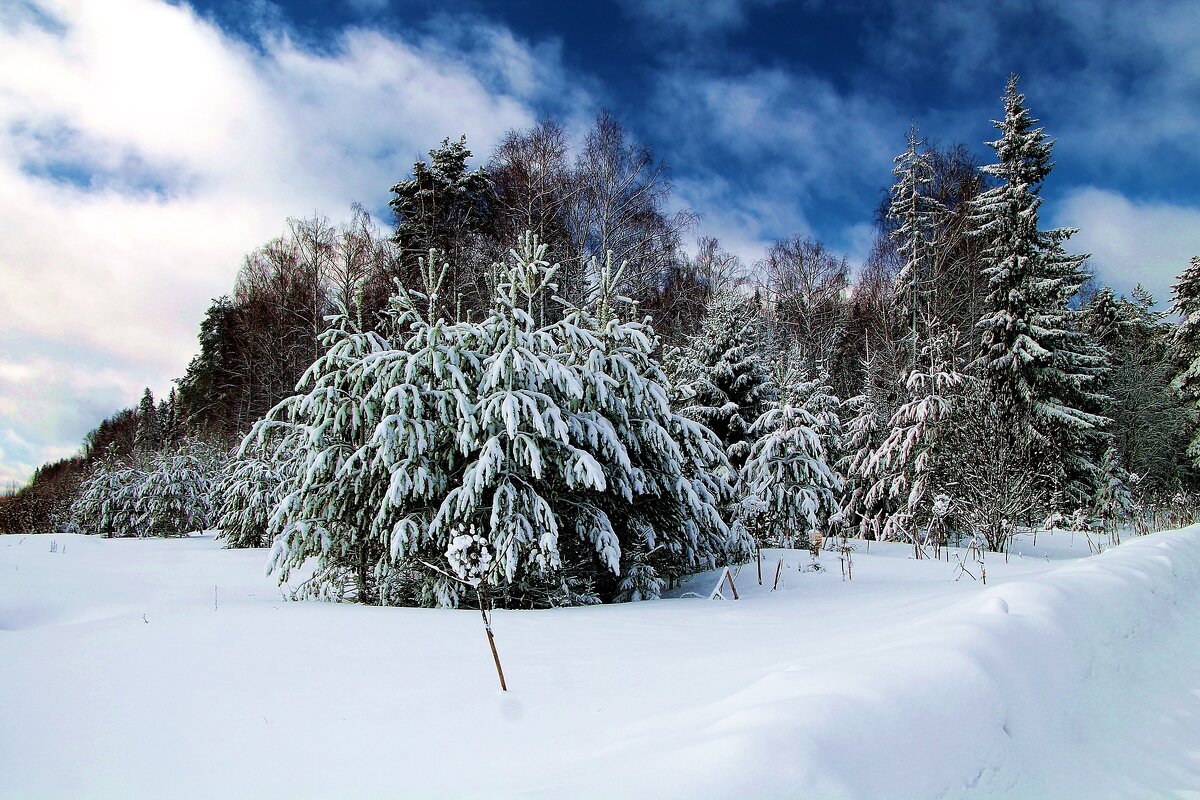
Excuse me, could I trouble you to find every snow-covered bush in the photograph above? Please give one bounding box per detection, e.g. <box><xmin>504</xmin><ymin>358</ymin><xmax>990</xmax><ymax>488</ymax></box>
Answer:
<box><xmin>70</xmin><ymin>442</ymin><xmax>222</xmax><ymax>538</ymax></box>
<box><xmin>70</xmin><ymin>455</ymin><xmax>142</xmax><ymax>537</ymax></box>
<box><xmin>134</xmin><ymin>445</ymin><xmax>218</xmax><ymax>536</ymax></box>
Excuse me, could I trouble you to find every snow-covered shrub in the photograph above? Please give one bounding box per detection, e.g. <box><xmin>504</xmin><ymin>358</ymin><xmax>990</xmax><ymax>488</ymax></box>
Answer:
<box><xmin>135</xmin><ymin>445</ymin><xmax>216</xmax><ymax>536</ymax></box>
<box><xmin>72</xmin><ymin>442</ymin><xmax>222</xmax><ymax>538</ymax></box>
<box><xmin>70</xmin><ymin>455</ymin><xmax>143</xmax><ymax>537</ymax></box>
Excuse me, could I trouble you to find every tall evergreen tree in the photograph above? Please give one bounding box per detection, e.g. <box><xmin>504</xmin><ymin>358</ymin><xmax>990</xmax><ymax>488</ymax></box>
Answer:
<box><xmin>159</xmin><ymin>388</ymin><xmax>180</xmax><ymax>446</ymax></box>
<box><xmin>889</xmin><ymin>125</ymin><xmax>948</xmax><ymax>369</ymax></box>
<box><xmin>135</xmin><ymin>388</ymin><xmax>162</xmax><ymax>452</ymax></box>
<box><xmin>1171</xmin><ymin>256</ymin><xmax>1200</xmax><ymax>467</ymax></box>
<box><xmin>970</xmin><ymin>74</ymin><xmax>1109</xmax><ymax>510</ymax></box>
<box><xmin>389</xmin><ymin>136</ymin><xmax>497</xmax><ymax>319</ymax></box>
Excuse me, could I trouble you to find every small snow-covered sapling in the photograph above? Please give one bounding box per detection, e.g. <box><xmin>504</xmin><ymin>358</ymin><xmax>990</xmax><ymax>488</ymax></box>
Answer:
<box><xmin>441</xmin><ymin>529</ymin><xmax>508</xmax><ymax>691</ymax></box>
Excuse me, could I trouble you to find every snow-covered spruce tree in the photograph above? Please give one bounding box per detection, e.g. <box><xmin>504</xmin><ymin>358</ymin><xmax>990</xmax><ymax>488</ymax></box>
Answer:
<box><xmin>135</xmin><ymin>444</ymin><xmax>216</xmax><ymax>536</ymax></box>
<box><xmin>838</xmin><ymin>345</ymin><xmax>897</xmax><ymax>539</ymax></box>
<box><xmin>793</xmin><ymin>367</ymin><xmax>844</xmax><ymax>482</ymax></box>
<box><xmin>134</xmin><ymin>388</ymin><xmax>162</xmax><ymax>452</ymax></box>
<box><xmin>889</xmin><ymin>125</ymin><xmax>948</xmax><ymax>369</ymax></box>
<box><xmin>1092</xmin><ymin>446</ymin><xmax>1134</xmax><ymax>535</ymax></box>
<box><xmin>766</xmin><ymin>342</ymin><xmax>846</xmax><ymax>534</ymax></box>
<box><xmin>970</xmin><ymin>74</ymin><xmax>1109</xmax><ymax>513</ymax></box>
<box><xmin>737</xmin><ymin>402</ymin><xmax>840</xmax><ymax>551</ymax></box>
<box><xmin>1171</xmin><ymin>256</ymin><xmax>1200</xmax><ymax>467</ymax></box>
<box><xmin>264</xmin><ymin>236</ymin><xmax>735</xmax><ymax>608</ymax></box>
<box><xmin>670</xmin><ymin>289</ymin><xmax>776</xmax><ymax>471</ymax></box>
<box><xmin>71</xmin><ymin>452</ymin><xmax>145</xmax><ymax>537</ymax></box>
<box><xmin>860</xmin><ymin>326</ymin><xmax>970</xmax><ymax>550</ymax></box>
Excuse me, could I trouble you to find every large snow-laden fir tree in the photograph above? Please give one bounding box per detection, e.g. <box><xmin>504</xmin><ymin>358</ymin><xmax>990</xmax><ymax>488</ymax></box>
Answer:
<box><xmin>255</xmin><ymin>235</ymin><xmax>736</xmax><ymax>608</ymax></box>
<box><xmin>970</xmin><ymin>74</ymin><xmax>1109</xmax><ymax>510</ymax></box>
<box><xmin>670</xmin><ymin>289</ymin><xmax>776</xmax><ymax>471</ymax></box>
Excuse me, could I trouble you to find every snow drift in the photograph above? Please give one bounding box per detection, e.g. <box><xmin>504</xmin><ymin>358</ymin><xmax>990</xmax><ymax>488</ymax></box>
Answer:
<box><xmin>1</xmin><ymin>528</ymin><xmax>1198</xmax><ymax>799</ymax></box>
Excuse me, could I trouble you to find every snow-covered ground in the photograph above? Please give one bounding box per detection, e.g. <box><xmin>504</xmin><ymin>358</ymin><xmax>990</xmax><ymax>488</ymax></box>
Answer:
<box><xmin>2</xmin><ymin>528</ymin><xmax>1198</xmax><ymax>799</ymax></box>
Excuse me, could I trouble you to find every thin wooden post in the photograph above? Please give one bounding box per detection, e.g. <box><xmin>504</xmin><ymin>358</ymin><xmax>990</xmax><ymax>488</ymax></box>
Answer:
<box><xmin>725</xmin><ymin>568</ymin><xmax>740</xmax><ymax>600</ymax></box>
<box><xmin>772</xmin><ymin>558</ymin><xmax>784</xmax><ymax>591</ymax></box>
<box><xmin>477</xmin><ymin>587</ymin><xmax>507</xmax><ymax>692</ymax></box>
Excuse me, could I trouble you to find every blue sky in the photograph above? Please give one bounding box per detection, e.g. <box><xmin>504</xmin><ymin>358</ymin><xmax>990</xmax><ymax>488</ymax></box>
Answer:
<box><xmin>1</xmin><ymin>0</ymin><xmax>1198</xmax><ymax>484</ymax></box>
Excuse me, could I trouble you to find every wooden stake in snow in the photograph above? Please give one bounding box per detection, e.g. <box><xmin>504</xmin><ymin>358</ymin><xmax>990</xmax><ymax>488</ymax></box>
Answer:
<box><xmin>709</xmin><ymin>566</ymin><xmax>740</xmax><ymax>600</ymax></box>
<box><xmin>772</xmin><ymin>558</ymin><xmax>785</xmax><ymax>591</ymax></box>
<box><xmin>476</xmin><ymin>585</ymin><xmax>507</xmax><ymax>692</ymax></box>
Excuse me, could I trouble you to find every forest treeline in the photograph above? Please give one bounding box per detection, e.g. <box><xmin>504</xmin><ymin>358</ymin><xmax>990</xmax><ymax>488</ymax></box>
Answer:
<box><xmin>4</xmin><ymin>78</ymin><xmax>1200</xmax><ymax>607</ymax></box>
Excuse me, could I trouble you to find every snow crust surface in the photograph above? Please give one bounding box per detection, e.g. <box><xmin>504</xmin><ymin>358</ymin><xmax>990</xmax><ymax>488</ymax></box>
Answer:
<box><xmin>2</xmin><ymin>529</ymin><xmax>1199</xmax><ymax>799</ymax></box>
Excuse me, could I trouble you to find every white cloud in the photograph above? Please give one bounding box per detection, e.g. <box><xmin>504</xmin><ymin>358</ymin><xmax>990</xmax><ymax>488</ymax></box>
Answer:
<box><xmin>1052</xmin><ymin>186</ymin><xmax>1200</xmax><ymax>306</ymax></box>
<box><xmin>651</xmin><ymin>65</ymin><xmax>899</xmax><ymax>268</ymax></box>
<box><xmin>0</xmin><ymin>0</ymin><xmax>587</xmax><ymax>483</ymax></box>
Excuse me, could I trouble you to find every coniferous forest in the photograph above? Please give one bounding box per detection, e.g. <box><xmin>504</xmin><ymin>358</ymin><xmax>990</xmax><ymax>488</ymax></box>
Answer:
<box><xmin>5</xmin><ymin>77</ymin><xmax>1200</xmax><ymax>610</ymax></box>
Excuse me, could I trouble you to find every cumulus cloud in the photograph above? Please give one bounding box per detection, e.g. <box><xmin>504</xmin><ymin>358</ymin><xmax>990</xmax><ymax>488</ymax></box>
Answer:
<box><xmin>1052</xmin><ymin>187</ymin><xmax>1200</xmax><ymax>306</ymax></box>
<box><xmin>0</xmin><ymin>0</ymin><xmax>585</xmax><ymax>483</ymax></box>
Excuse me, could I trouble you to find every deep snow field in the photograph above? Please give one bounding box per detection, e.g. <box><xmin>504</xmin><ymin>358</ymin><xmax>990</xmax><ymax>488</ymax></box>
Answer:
<box><xmin>2</xmin><ymin>528</ymin><xmax>1199</xmax><ymax>800</ymax></box>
